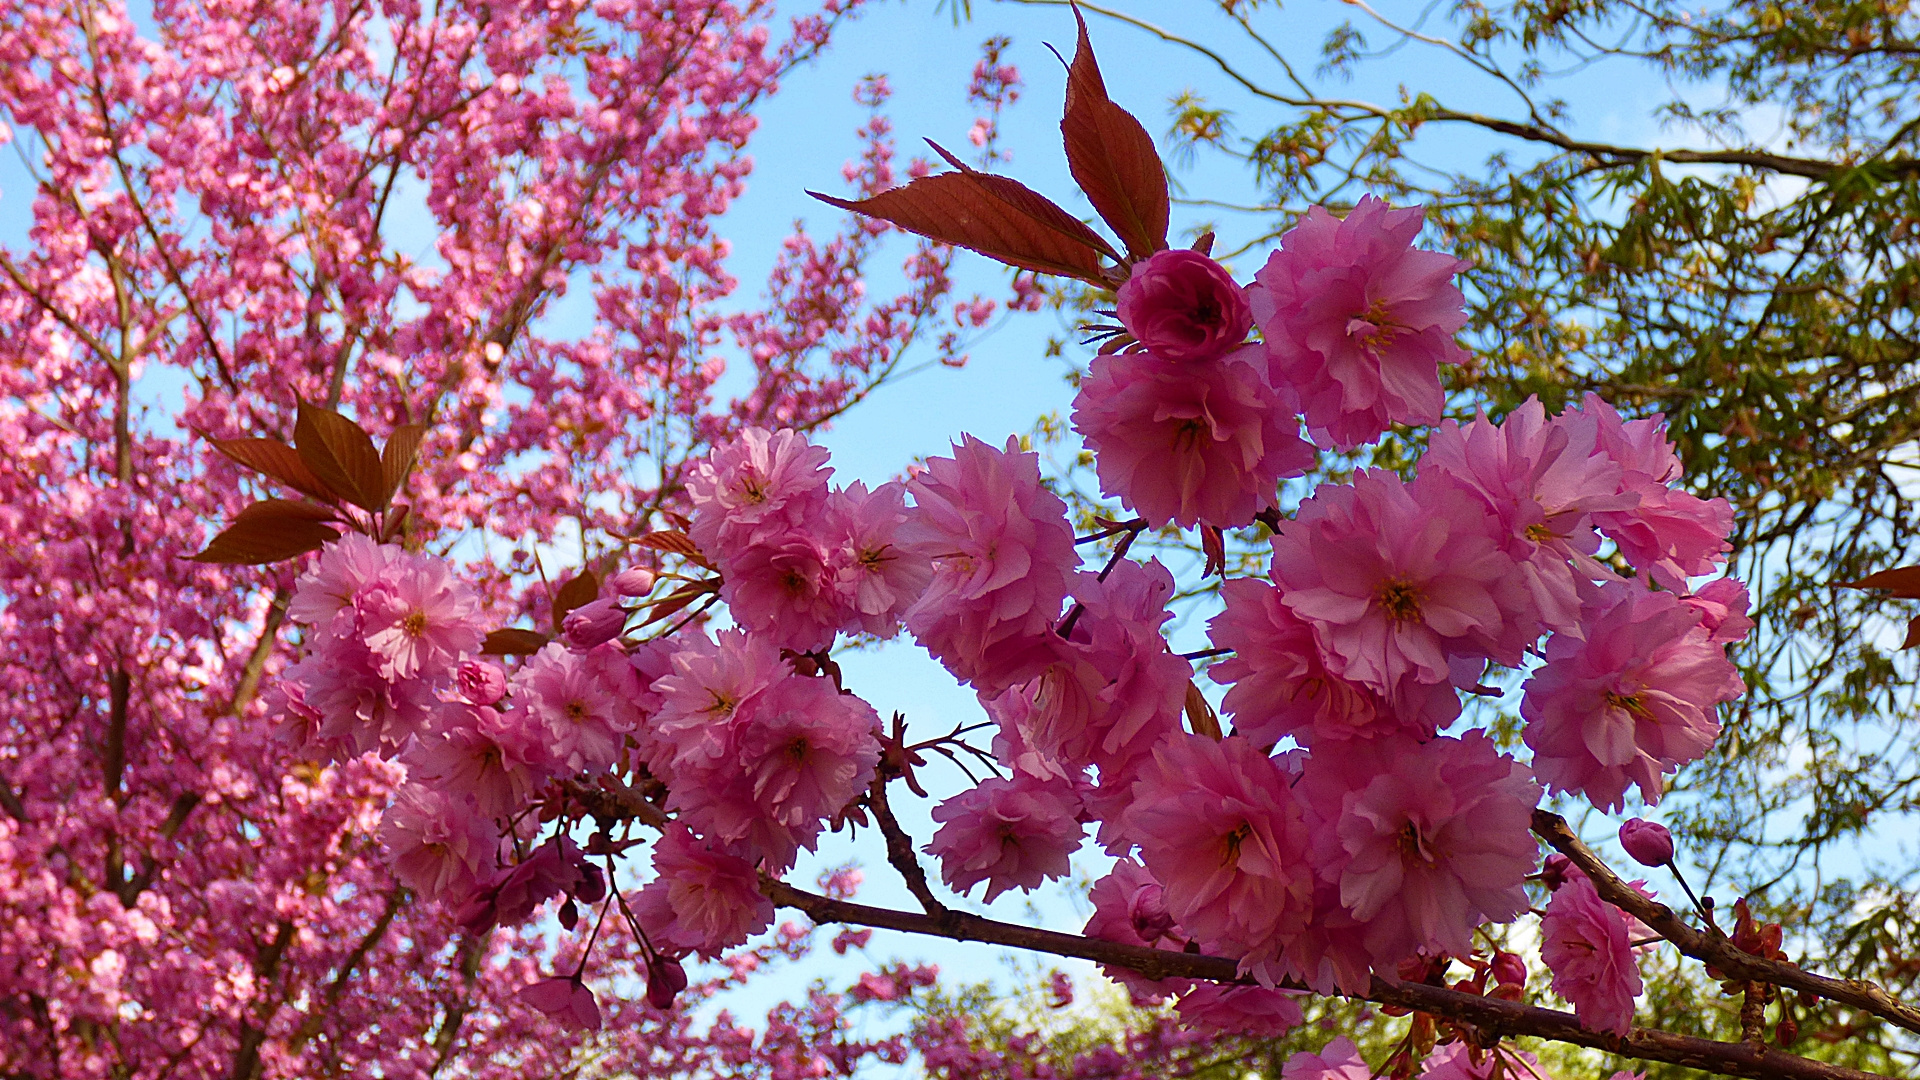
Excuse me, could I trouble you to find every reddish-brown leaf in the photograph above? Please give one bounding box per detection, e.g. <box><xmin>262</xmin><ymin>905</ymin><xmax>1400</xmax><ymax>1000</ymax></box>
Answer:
<box><xmin>189</xmin><ymin>499</ymin><xmax>339</xmax><ymax>565</ymax></box>
<box><xmin>209</xmin><ymin>436</ymin><xmax>339</xmax><ymax>504</ymax></box>
<box><xmin>1062</xmin><ymin>6</ymin><xmax>1170</xmax><ymax>261</ymax></box>
<box><xmin>482</xmin><ymin>628</ymin><xmax>551</xmax><ymax>656</ymax></box>
<box><xmin>551</xmin><ymin>570</ymin><xmax>599</xmax><ymax>631</ymax></box>
<box><xmin>295</xmin><ymin>401</ymin><xmax>386</xmax><ymax>513</ymax></box>
<box><xmin>1905</xmin><ymin>615</ymin><xmax>1920</xmax><ymax>651</ymax></box>
<box><xmin>1838</xmin><ymin>565</ymin><xmax>1920</xmax><ymax>598</ymax></box>
<box><xmin>629</xmin><ymin>529</ymin><xmax>713</xmax><ymax>568</ymax></box>
<box><xmin>379</xmin><ymin>424</ymin><xmax>426</xmax><ymax>510</ymax></box>
<box><xmin>1184</xmin><ymin>681</ymin><xmax>1223</xmax><ymax>741</ymax></box>
<box><xmin>811</xmin><ymin>164</ymin><xmax>1116</xmax><ymax>283</ymax></box>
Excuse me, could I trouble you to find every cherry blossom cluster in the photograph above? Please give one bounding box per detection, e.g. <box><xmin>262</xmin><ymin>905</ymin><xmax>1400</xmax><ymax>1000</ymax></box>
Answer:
<box><xmin>269</xmin><ymin>191</ymin><xmax>1752</xmax><ymax>1049</ymax></box>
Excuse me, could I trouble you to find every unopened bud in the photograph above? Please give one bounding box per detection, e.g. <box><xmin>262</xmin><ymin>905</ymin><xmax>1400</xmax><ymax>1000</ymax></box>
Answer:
<box><xmin>1127</xmin><ymin>883</ymin><xmax>1178</xmax><ymax>944</ymax></box>
<box><xmin>646</xmin><ymin>953</ymin><xmax>689</xmax><ymax>1010</ymax></box>
<box><xmin>456</xmin><ymin>660</ymin><xmax>508</xmax><ymax>706</ymax></box>
<box><xmin>610</xmin><ymin>566</ymin><xmax>656</xmax><ymax>597</ymax></box>
<box><xmin>562</xmin><ymin>597</ymin><xmax>626</xmax><ymax>649</ymax></box>
<box><xmin>1490</xmin><ymin>951</ymin><xmax>1527</xmax><ymax>988</ymax></box>
<box><xmin>1619</xmin><ymin>819</ymin><xmax>1675</xmax><ymax>867</ymax></box>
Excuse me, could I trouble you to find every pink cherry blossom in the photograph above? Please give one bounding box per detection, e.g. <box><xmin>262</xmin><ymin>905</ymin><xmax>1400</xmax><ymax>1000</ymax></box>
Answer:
<box><xmin>1127</xmin><ymin>734</ymin><xmax>1315</xmax><ymax>983</ymax></box>
<box><xmin>1270</xmin><ymin>469</ymin><xmax>1536</xmax><ymax>697</ymax></box>
<box><xmin>646</xmin><ymin>629</ymin><xmax>786</xmax><ymax>775</ymax></box>
<box><xmin>1083</xmin><ymin>858</ymin><xmax>1193</xmax><ymax>1005</ymax></box>
<box><xmin>1073</xmin><ymin>345</ymin><xmax>1314</xmax><ymax>528</ymax></box>
<box><xmin>1301</xmin><ymin>732</ymin><xmax>1540</xmax><ymax>964</ymax></box>
<box><xmin>1283</xmin><ymin>1037</ymin><xmax>1372</xmax><ymax>1080</ymax></box>
<box><xmin>456</xmin><ymin>659</ymin><xmax>509</xmax><ymax>706</ymax></box>
<box><xmin>1618</xmin><ymin>819</ymin><xmax>1675</xmax><ymax>867</ymax></box>
<box><xmin>359</xmin><ymin>552</ymin><xmax>486</xmax><ymax>681</ymax></box>
<box><xmin>686</xmin><ymin>427</ymin><xmax>833</xmax><ymax>556</ymax></box>
<box><xmin>287</xmin><ymin>534</ymin><xmax>399</xmax><ymax>628</ymax></box>
<box><xmin>512</xmin><ymin>643</ymin><xmax>640</xmax><ymax>776</ymax></box>
<box><xmin>1115</xmin><ymin>248</ymin><xmax>1253</xmax><ymax>362</ymax></box>
<box><xmin>402</xmin><ymin>703</ymin><xmax>543</xmax><ymax>819</ymax></box>
<box><xmin>1521</xmin><ymin>582</ymin><xmax>1745</xmax><ymax>811</ymax></box>
<box><xmin>1173</xmin><ymin>984</ymin><xmax>1304</xmax><ymax>1037</ymax></box>
<box><xmin>458</xmin><ymin>837</ymin><xmax>590</xmax><ymax>934</ymax></box>
<box><xmin>899</xmin><ymin>434</ymin><xmax>1078</xmax><ymax>692</ymax></box>
<box><xmin>634</xmin><ymin>823</ymin><xmax>774</xmax><ymax>959</ymax></box>
<box><xmin>518</xmin><ymin>977</ymin><xmax>602</xmax><ymax>1033</ymax></box>
<box><xmin>926</xmin><ymin>773</ymin><xmax>1085</xmax><ymax>901</ymax></box>
<box><xmin>721</xmin><ymin>531</ymin><xmax>846</xmax><ymax>652</ymax></box>
<box><xmin>378</xmin><ymin>784</ymin><xmax>496</xmax><ymax>900</ymax></box>
<box><xmin>1250</xmin><ymin>196</ymin><xmax>1469</xmax><ymax>449</ymax></box>
<box><xmin>1208</xmin><ymin>577</ymin><xmax>1459</xmax><ymax>747</ymax></box>
<box><xmin>1561</xmin><ymin>393</ymin><xmax>1734</xmax><ymax>589</ymax></box>
<box><xmin>1422</xmin><ymin>397</ymin><xmax>1635</xmax><ymax>633</ymax></box>
<box><xmin>1025</xmin><ymin>559</ymin><xmax>1190</xmax><ymax>784</ymax></box>
<box><xmin>825</xmin><ymin>480</ymin><xmax>933</xmax><ymax>638</ymax></box>
<box><xmin>1541</xmin><ymin>869</ymin><xmax>1648</xmax><ymax>1034</ymax></box>
<box><xmin>1681</xmin><ymin>577</ymin><xmax>1754</xmax><ymax>644</ymax></box>
<box><xmin>1419</xmin><ymin>1043</ymin><xmax>1553</xmax><ymax>1080</ymax></box>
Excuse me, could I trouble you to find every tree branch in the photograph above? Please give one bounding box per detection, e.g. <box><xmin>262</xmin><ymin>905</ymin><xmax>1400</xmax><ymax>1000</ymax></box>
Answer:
<box><xmin>761</xmin><ymin>879</ymin><xmax>1903</xmax><ymax>1080</ymax></box>
<box><xmin>1533</xmin><ymin>809</ymin><xmax>1920</xmax><ymax>1037</ymax></box>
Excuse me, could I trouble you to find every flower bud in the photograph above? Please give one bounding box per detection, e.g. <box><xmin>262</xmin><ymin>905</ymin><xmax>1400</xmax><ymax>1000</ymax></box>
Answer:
<box><xmin>1490</xmin><ymin>951</ymin><xmax>1526</xmax><ymax>988</ymax></box>
<box><xmin>610</xmin><ymin>566</ymin><xmax>656</xmax><ymax>597</ymax></box>
<box><xmin>1618</xmin><ymin>819</ymin><xmax>1675</xmax><ymax>867</ymax></box>
<box><xmin>562</xmin><ymin>597</ymin><xmax>626</xmax><ymax>649</ymax></box>
<box><xmin>1115</xmin><ymin>248</ymin><xmax>1252</xmax><ymax>362</ymax></box>
<box><xmin>455</xmin><ymin>660</ymin><xmax>508</xmax><ymax>706</ymax></box>
<box><xmin>646</xmin><ymin>953</ymin><xmax>689</xmax><ymax>1010</ymax></box>
<box><xmin>1127</xmin><ymin>882</ymin><xmax>1178</xmax><ymax>944</ymax></box>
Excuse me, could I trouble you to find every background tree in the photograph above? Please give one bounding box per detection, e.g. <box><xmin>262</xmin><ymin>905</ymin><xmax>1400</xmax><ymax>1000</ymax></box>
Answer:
<box><xmin>0</xmin><ymin>0</ymin><xmax>998</xmax><ymax>1073</ymax></box>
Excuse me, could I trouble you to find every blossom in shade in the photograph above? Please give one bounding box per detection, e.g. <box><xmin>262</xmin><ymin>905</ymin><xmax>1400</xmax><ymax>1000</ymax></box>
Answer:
<box><xmin>1208</xmin><ymin>577</ymin><xmax>1458</xmax><ymax>747</ymax></box>
<box><xmin>1279</xmin><ymin>879</ymin><xmax>1377</xmax><ymax>996</ymax></box>
<box><xmin>1083</xmin><ymin>858</ymin><xmax>1193</xmax><ymax>1004</ymax></box>
<box><xmin>1025</xmin><ymin>559</ymin><xmax>1190</xmax><ymax>784</ymax></box>
<box><xmin>1270</xmin><ymin>469</ymin><xmax>1535</xmax><ymax>696</ymax></box>
<box><xmin>1560</xmin><ymin>393</ymin><xmax>1734</xmax><ymax>589</ymax></box>
<box><xmin>359</xmin><ymin>552</ymin><xmax>485</xmax><ymax>681</ymax></box>
<box><xmin>1174</xmin><ymin>984</ymin><xmax>1304</xmax><ymax>1037</ymax></box>
<box><xmin>403</xmin><ymin>702</ymin><xmax>542</xmax><ymax>819</ymax></box>
<box><xmin>1301</xmin><ymin>732</ymin><xmax>1540</xmax><ymax>965</ymax></box>
<box><xmin>926</xmin><ymin>773</ymin><xmax>1084</xmax><ymax>901</ymax></box>
<box><xmin>1072</xmin><ymin>345</ymin><xmax>1313</xmax><ymax>529</ymax></box>
<box><xmin>458</xmin><ymin>837</ymin><xmax>591</xmax><ymax>934</ymax></box>
<box><xmin>685</xmin><ymin>426</ymin><xmax>832</xmax><ymax>555</ymax></box>
<box><xmin>1115</xmin><ymin>247</ymin><xmax>1253</xmax><ymax>362</ymax></box>
<box><xmin>899</xmin><ymin>435</ymin><xmax>1077</xmax><ymax>693</ymax></box>
<box><xmin>634</xmin><ymin>824</ymin><xmax>774</xmax><ymax>958</ymax></box>
<box><xmin>1422</xmin><ymin>397</ymin><xmax>1636</xmax><ymax>633</ymax></box>
<box><xmin>1127</xmin><ymin>734</ymin><xmax>1315</xmax><ymax>983</ymax></box>
<box><xmin>1541</xmin><ymin>869</ymin><xmax>1647</xmax><ymax>1034</ymax></box>
<box><xmin>1521</xmin><ymin>581</ymin><xmax>1745</xmax><ymax>811</ymax></box>
<box><xmin>1618</xmin><ymin>819</ymin><xmax>1675</xmax><ymax>867</ymax></box>
<box><xmin>278</xmin><ymin>636</ymin><xmax>437</xmax><ymax>759</ymax></box>
<box><xmin>378</xmin><ymin>784</ymin><xmax>495</xmax><ymax>900</ymax></box>
<box><xmin>825</xmin><ymin>480</ymin><xmax>932</xmax><ymax>638</ymax></box>
<box><xmin>519</xmin><ymin>977</ymin><xmax>601</xmax><ymax>1032</ymax></box>
<box><xmin>1419</xmin><ymin>1044</ymin><xmax>1552</xmax><ymax>1080</ymax></box>
<box><xmin>721</xmin><ymin>531</ymin><xmax>845</xmax><ymax>652</ymax></box>
<box><xmin>1249</xmin><ymin>196</ymin><xmax>1469</xmax><ymax>449</ymax></box>
<box><xmin>1282</xmin><ymin>1037</ymin><xmax>1371</xmax><ymax>1080</ymax></box>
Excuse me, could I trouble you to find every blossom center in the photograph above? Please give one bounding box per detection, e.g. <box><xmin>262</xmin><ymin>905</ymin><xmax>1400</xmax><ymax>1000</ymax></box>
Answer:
<box><xmin>564</xmin><ymin>699</ymin><xmax>590</xmax><ymax>724</ymax></box>
<box><xmin>1396</xmin><ymin>820</ymin><xmax>1437</xmax><ymax>864</ymax></box>
<box><xmin>1375</xmin><ymin>579</ymin><xmax>1424</xmax><ymax>623</ymax></box>
<box><xmin>786</xmin><ymin>736</ymin><xmax>812</xmax><ymax>763</ymax></box>
<box><xmin>402</xmin><ymin>610</ymin><xmax>430</xmax><ymax>637</ymax></box>
<box><xmin>1525</xmin><ymin>522</ymin><xmax>1556</xmax><ymax>544</ymax></box>
<box><xmin>1218</xmin><ymin>820</ymin><xmax>1252</xmax><ymax>867</ymax></box>
<box><xmin>1605</xmin><ymin>690</ymin><xmax>1648</xmax><ymax>716</ymax></box>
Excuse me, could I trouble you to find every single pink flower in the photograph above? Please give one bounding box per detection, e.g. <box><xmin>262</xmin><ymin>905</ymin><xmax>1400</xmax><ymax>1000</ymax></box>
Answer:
<box><xmin>1521</xmin><ymin>581</ymin><xmax>1745</xmax><ymax>811</ymax></box>
<box><xmin>1681</xmin><ymin>576</ymin><xmax>1753</xmax><ymax>644</ymax></box>
<box><xmin>645</xmin><ymin>629</ymin><xmax>785</xmax><ymax>776</ymax></box>
<box><xmin>512</xmin><ymin>642</ymin><xmax>637</xmax><ymax>775</ymax></box>
<box><xmin>1025</xmin><ymin>559</ymin><xmax>1191</xmax><ymax>783</ymax></box>
<box><xmin>899</xmin><ymin>434</ymin><xmax>1078</xmax><ymax>692</ymax></box>
<box><xmin>685</xmin><ymin>426</ymin><xmax>833</xmax><ymax>556</ymax></box>
<box><xmin>402</xmin><ymin>702</ymin><xmax>541</xmax><ymax>819</ymax></box>
<box><xmin>1541</xmin><ymin>869</ymin><xmax>1647</xmax><ymax>1034</ymax></box>
<box><xmin>1250</xmin><ymin>196</ymin><xmax>1469</xmax><ymax>449</ymax></box>
<box><xmin>1208</xmin><ymin>576</ymin><xmax>1458</xmax><ymax>746</ymax></box>
<box><xmin>610</xmin><ymin>566</ymin><xmax>656</xmax><ymax>597</ymax></box>
<box><xmin>1173</xmin><ymin>984</ymin><xmax>1304</xmax><ymax>1037</ymax></box>
<box><xmin>1083</xmin><ymin>858</ymin><xmax>1193</xmax><ymax>1005</ymax></box>
<box><xmin>378</xmin><ymin>783</ymin><xmax>495</xmax><ymax>900</ymax></box>
<box><xmin>288</xmin><ymin>534</ymin><xmax>398</xmax><ymax>628</ymax></box>
<box><xmin>1300</xmin><ymin>731</ymin><xmax>1540</xmax><ymax>964</ymax></box>
<box><xmin>1115</xmin><ymin>247</ymin><xmax>1254</xmax><ymax>361</ymax></box>
<box><xmin>1270</xmin><ymin>469</ymin><xmax>1537</xmax><ymax>696</ymax></box>
<box><xmin>926</xmin><ymin>772</ymin><xmax>1084</xmax><ymax>901</ymax></box>
<box><xmin>1560</xmin><ymin>393</ymin><xmax>1734</xmax><ymax>589</ymax></box>
<box><xmin>825</xmin><ymin>480</ymin><xmax>932</xmax><ymax>639</ymax></box>
<box><xmin>1126</xmin><ymin>733</ymin><xmax>1315</xmax><ymax>984</ymax></box>
<box><xmin>1282</xmin><ymin>1037</ymin><xmax>1372</xmax><ymax>1080</ymax></box>
<box><xmin>634</xmin><ymin>823</ymin><xmax>774</xmax><ymax>958</ymax></box>
<box><xmin>721</xmin><ymin>530</ymin><xmax>846</xmax><ymax>653</ymax></box>
<box><xmin>458</xmin><ymin>836</ymin><xmax>588</xmax><ymax>934</ymax></box>
<box><xmin>1073</xmin><ymin>345</ymin><xmax>1313</xmax><ymax>528</ymax></box>
<box><xmin>359</xmin><ymin>552</ymin><xmax>485</xmax><ymax>681</ymax></box>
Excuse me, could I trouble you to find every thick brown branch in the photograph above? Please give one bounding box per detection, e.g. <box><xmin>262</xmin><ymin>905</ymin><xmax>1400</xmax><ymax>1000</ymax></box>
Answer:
<box><xmin>1533</xmin><ymin>810</ymin><xmax>1920</xmax><ymax>1036</ymax></box>
<box><xmin>761</xmin><ymin>881</ymin><xmax>1901</xmax><ymax>1080</ymax></box>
